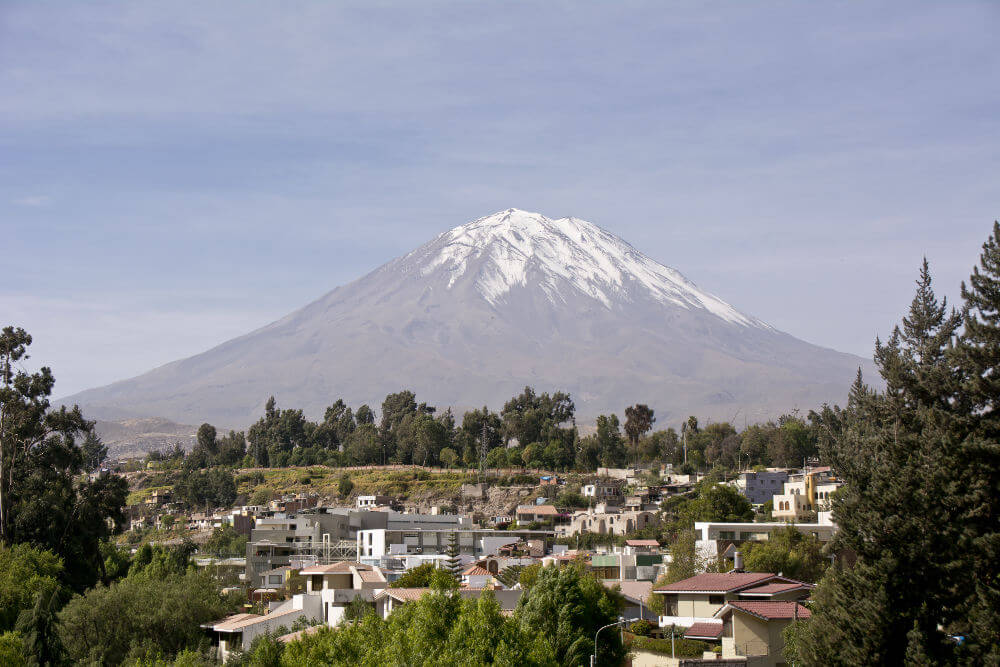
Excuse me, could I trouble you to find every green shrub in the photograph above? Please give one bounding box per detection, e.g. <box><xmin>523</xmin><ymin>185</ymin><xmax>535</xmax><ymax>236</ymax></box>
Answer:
<box><xmin>628</xmin><ymin>633</ymin><xmax>710</xmax><ymax>658</ymax></box>
<box><xmin>629</xmin><ymin>619</ymin><xmax>653</xmax><ymax>636</ymax></box>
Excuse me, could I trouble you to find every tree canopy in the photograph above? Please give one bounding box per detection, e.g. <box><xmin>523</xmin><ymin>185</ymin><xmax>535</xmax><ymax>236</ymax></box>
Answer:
<box><xmin>0</xmin><ymin>326</ymin><xmax>127</xmax><ymax>591</ymax></box>
<box><xmin>793</xmin><ymin>241</ymin><xmax>1000</xmax><ymax>664</ymax></box>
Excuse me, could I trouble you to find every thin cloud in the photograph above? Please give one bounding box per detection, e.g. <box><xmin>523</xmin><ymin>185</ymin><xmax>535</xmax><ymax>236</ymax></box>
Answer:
<box><xmin>12</xmin><ymin>195</ymin><xmax>50</xmax><ymax>207</ymax></box>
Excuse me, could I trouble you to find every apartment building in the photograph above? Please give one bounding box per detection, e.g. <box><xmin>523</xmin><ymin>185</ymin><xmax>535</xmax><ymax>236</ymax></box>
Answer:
<box><xmin>772</xmin><ymin>467</ymin><xmax>842</xmax><ymax>521</ymax></box>
<box><xmin>357</xmin><ymin>528</ymin><xmax>554</xmax><ymax>562</ymax></box>
<box><xmin>299</xmin><ymin>561</ymin><xmax>387</xmax><ymax>626</ymax></box>
<box><xmin>245</xmin><ymin>508</ymin><xmax>471</xmax><ymax>586</ymax></box>
<box><xmin>734</xmin><ymin>470</ymin><xmax>790</xmax><ymax>505</ymax></box>
<box><xmin>693</xmin><ymin>519</ymin><xmax>838</xmax><ymax>561</ymax></box>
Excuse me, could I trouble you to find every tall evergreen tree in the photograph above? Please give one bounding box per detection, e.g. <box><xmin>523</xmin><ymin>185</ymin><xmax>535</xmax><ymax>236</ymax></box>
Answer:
<box><xmin>443</xmin><ymin>532</ymin><xmax>463</xmax><ymax>580</ymax></box>
<box><xmin>798</xmin><ymin>260</ymin><xmax>968</xmax><ymax>664</ymax></box>
<box><xmin>0</xmin><ymin>326</ymin><xmax>127</xmax><ymax>591</ymax></box>
<box><xmin>79</xmin><ymin>432</ymin><xmax>108</xmax><ymax>473</ymax></box>
<box><xmin>953</xmin><ymin>221</ymin><xmax>1000</xmax><ymax>660</ymax></box>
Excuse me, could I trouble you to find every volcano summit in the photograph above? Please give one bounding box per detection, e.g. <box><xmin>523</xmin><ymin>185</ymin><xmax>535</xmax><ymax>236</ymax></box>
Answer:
<box><xmin>64</xmin><ymin>209</ymin><xmax>869</xmax><ymax>427</ymax></box>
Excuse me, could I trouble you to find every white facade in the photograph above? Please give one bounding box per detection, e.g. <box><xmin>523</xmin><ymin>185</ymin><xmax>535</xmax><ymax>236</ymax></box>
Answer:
<box><xmin>772</xmin><ymin>469</ymin><xmax>842</xmax><ymax>521</ymax></box>
<box><xmin>581</xmin><ymin>480</ymin><xmax>624</xmax><ymax>499</ymax></box>
<box><xmin>357</xmin><ymin>528</ymin><xmax>551</xmax><ymax>561</ymax></box>
<box><xmin>693</xmin><ymin>520</ymin><xmax>838</xmax><ymax>561</ymax></box>
<box><xmin>208</xmin><ymin>593</ymin><xmax>323</xmax><ymax>662</ymax></box>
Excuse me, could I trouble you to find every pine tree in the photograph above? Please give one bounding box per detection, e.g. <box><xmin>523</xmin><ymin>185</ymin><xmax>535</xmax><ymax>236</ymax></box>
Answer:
<box><xmin>953</xmin><ymin>221</ymin><xmax>1000</xmax><ymax>662</ymax></box>
<box><xmin>443</xmin><ymin>532</ymin><xmax>463</xmax><ymax>580</ymax></box>
<box><xmin>959</xmin><ymin>222</ymin><xmax>1000</xmax><ymax>426</ymax></box>
<box><xmin>798</xmin><ymin>260</ymin><xmax>967</xmax><ymax>665</ymax></box>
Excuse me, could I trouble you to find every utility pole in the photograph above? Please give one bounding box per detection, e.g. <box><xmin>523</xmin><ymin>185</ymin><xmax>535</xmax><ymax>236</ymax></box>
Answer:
<box><xmin>591</xmin><ymin>617</ymin><xmax>625</xmax><ymax>667</ymax></box>
<box><xmin>682</xmin><ymin>424</ymin><xmax>688</xmax><ymax>465</ymax></box>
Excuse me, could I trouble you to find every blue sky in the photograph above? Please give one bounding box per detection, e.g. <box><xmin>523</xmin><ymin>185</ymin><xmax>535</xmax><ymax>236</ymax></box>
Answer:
<box><xmin>1</xmin><ymin>1</ymin><xmax>998</xmax><ymax>399</ymax></box>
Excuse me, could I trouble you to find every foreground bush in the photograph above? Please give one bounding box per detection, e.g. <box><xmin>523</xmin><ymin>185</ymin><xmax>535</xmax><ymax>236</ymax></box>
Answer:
<box><xmin>57</xmin><ymin>570</ymin><xmax>234</xmax><ymax>664</ymax></box>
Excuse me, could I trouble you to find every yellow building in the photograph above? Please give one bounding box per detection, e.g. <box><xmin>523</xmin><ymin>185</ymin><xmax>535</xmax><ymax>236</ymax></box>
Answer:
<box><xmin>772</xmin><ymin>467</ymin><xmax>841</xmax><ymax>521</ymax></box>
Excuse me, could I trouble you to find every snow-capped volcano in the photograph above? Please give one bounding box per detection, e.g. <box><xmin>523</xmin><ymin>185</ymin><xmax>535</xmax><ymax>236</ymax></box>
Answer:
<box><xmin>63</xmin><ymin>209</ymin><xmax>870</xmax><ymax>428</ymax></box>
<box><xmin>412</xmin><ymin>209</ymin><xmax>765</xmax><ymax>327</ymax></box>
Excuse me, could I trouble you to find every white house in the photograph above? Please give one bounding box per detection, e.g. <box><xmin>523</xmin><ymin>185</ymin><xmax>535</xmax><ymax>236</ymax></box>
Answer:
<box><xmin>203</xmin><ymin>593</ymin><xmax>323</xmax><ymax>662</ymax></box>
<box><xmin>298</xmin><ymin>560</ymin><xmax>387</xmax><ymax>626</ymax></box>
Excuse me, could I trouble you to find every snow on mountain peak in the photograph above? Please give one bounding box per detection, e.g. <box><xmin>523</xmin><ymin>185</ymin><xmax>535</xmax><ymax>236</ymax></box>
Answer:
<box><xmin>417</xmin><ymin>208</ymin><xmax>766</xmax><ymax>328</ymax></box>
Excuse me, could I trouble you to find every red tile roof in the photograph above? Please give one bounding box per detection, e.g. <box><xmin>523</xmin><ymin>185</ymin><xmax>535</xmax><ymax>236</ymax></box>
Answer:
<box><xmin>724</xmin><ymin>601</ymin><xmax>811</xmax><ymax>621</ymax></box>
<box><xmin>625</xmin><ymin>539</ymin><xmax>660</xmax><ymax>547</ymax></box>
<box><xmin>381</xmin><ymin>587</ymin><xmax>431</xmax><ymax>602</ymax></box>
<box><xmin>654</xmin><ymin>572</ymin><xmax>777</xmax><ymax>593</ymax></box>
<box><xmin>684</xmin><ymin>622</ymin><xmax>723</xmax><ymax>640</ymax></box>
<box><xmin>739</xmin><ymin>581</ymin><xmax>812</xmax><ymax>596</ymax></box>
<box><xmin>277</xmin><ymin>625</ymin><xmax>322</xmax><ymax>643</ymax></box>
<box><xmin>516</xmin><ymin>504</ymin><xmax>560</xmax><ymax>515</ymax></box>
<box><xmin>462</xmin><ymin>565</ymin><xmax>491</xmax><ymax>576</ymax></box>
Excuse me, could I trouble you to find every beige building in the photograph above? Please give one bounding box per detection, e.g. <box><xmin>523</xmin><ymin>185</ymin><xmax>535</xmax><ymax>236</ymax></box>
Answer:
<box><xmin>772</xmin><ymin>467</ymin><xmax>842</xmax><ymax>521</ymax></box>
<box><xmin>515</xmin><ymin>504</ymin><xmax>562</xmax><ymax>526</ymax></box>
<box><xmin>653</xmin><ymin>570</ymin><xmax>812</xmax><ymax>639</ymax></box>
<box><xmin>299</xmin><ymin>561</ymin><xmax>387</xmax><ymax>626</ymax></box>
<box><xmin>715</xmin><ymin>600</ymin><xmax>811</xmax><ymax>666</ymax></box>
<box><xmin>556</xmin><ymin>508</ymin><xmax>655</xmax><ymax>537</ymax></box>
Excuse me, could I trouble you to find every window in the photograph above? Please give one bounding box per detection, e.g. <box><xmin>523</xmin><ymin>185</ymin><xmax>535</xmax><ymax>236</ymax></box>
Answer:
<box><xmin>708</xmin><ymin>595</ymin><xmax>724</xmax><ymax>605</ymax></box>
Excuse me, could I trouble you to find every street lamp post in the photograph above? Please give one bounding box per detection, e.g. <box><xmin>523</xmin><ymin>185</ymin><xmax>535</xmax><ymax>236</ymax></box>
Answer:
<box><xmin>590</xmin><ymin>616</ymin><xmax>626</xmax><ymax>667</ymax></box>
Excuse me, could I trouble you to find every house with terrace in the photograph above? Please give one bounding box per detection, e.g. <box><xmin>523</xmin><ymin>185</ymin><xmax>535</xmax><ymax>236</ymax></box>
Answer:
<box><xmin>460</xmin><ymin>562</ymin><xmax>499</xmax><ymax>589</ymax></box>
<box><xmin>514</xmin><ymin>504</ymin><xmax>562</xmax><ymax>527</ymax></box>
<box><xmin>203</xmin><ymin>594</ymin><xmax>323</xmax><ymax>662</ymax></box>
<box><xmin>298</xmin><ymin>561</ymin><xmax>387</xmax><ymax>626</ymax></box>
<box><xmin>715</xmin><ymin>600</ymin><xmax>811</xmax><ymax>666</ymax></box>
<box><xmin>581</xmin><ymin>478</ymin><xmax>625</xmax><ymax>502</ymax></box>
<box><xmin>653</xmin><ymin>565</ymin><xmax>813</xmax><ymax>644</ymax></box>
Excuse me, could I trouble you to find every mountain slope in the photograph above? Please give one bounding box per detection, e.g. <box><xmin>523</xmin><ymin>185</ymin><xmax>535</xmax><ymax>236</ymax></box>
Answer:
<box><xmin>63</xmin><ymin>209</ymin><xmax>871</xmax><ymax>428</ymax></box>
